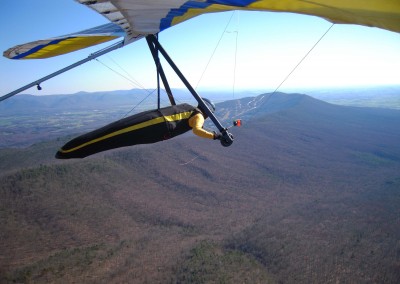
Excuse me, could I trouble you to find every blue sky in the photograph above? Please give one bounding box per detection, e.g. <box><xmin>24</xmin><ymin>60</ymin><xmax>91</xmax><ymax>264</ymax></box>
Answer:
<box><xmin>1</xmin><ymin>0</ymin><xmax>399</xmax><ymax>97</ymax></box>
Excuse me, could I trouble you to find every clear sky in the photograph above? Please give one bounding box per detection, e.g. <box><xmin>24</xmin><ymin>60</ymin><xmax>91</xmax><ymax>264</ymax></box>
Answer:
<box><xmin>1</xmin><ymin>0</ymin><xmax>399</xmax><ymax>97</ymax></box>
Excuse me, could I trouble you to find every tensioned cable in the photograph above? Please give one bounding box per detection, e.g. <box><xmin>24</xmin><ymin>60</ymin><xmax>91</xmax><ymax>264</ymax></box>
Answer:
<box><xmin>225</xmin><ymin>11</ymin><xmax>239</xmax><ymax>98</ymax></box>
<box><xmin>106</xmin><ymin>55</ymin><xmax>146</xmax><ymax>89</ymax></box>
<box><xmin>120</xmin><ymin>89</ymin><xmax>157</xmax><ymax>118</ymax></box>
<box><xmin>233</xmin><ymin>29</ymin><xmax>238</xmax><ymax>98</ymax></box>
<box><xmin>96</xmin><ymin>56</ymin><xmax>176</xmax><ymax>107</ymax></box>
<box><xmin>195</xmin><ymin>11</ymin><xmax>237</xmax><ymax>90</ymax></box>
<box><xmin>227</xmin><ymin>27</ymin><xmax>239</xmax><ymax>98</ymax></box>
<box><xmin>95</xmin><ymin>58</ymin><xmax>147</xmax><ymax>90</ymax></box>
<box><xmin>265</xmin><ymin>23</ymin><xmax>335</xmax><ymax>103</ymax></box>
<box><xmin>232</xmin><ymin>12</ymin><xmax>239</xmax><ymax>98</ymax></box>
<box><xmin>95</xmin><ymin>58</ymin><xmax>162</xmax><ymax>118</ymax></box>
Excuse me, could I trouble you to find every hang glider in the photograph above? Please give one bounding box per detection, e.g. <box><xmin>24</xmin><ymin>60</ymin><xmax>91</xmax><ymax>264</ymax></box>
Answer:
<box><xmin>2</xmin><ymin>0</ymin><xmax>400</xmax><ymax>151</ymax></box>
<box><xmin>3</xmin><ymin>0</ymin><xmax>400</xmax><ymax>60</ymax></box>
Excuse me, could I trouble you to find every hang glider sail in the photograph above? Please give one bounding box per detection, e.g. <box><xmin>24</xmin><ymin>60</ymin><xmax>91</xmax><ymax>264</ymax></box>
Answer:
<box><xmin>3</xmin><ymin>0</ymin><xmax>400</xmax><ymax>60</ymax></box>
<box><xmin>4</xmin><ymin>23</ymin><xmax>125</xmax><ymax>60</ymax></box>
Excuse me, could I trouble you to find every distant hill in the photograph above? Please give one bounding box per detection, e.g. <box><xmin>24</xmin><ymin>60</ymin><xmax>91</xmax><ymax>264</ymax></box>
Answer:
<box><xmin>0</xmin><ymin>88</ymin><xmax>251</xmax><ymax>115</ymax></box>
<box><xmin>2</xmin><ymin>85</ymin><xmax>398</xmax><ymax>114</ymax></box>
<box><xmin>0</xmin><ymin>89</ymin><xmax>152</xmax><ymax>114</ymax></box>
<box><xmin>1</xmin><ymin>92</ymin><xmax>400</xmax><ymax>283</ymax></box>
<box><xmin>305</xmin><ymin>85</ymin><xmax>400</xmax><ymax>109</ymax></box>
<box><xmin>2</xmin><ymin>89</ymin><xmax>399</xmax><ymax>148</ymax></box>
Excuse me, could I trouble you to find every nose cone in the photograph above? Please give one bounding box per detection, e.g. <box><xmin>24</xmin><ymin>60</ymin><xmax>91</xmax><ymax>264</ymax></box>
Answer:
<box><xmin>55</xmin><ymin>150</ymin><xmax>67</xmax><ymax>159</ymax></box>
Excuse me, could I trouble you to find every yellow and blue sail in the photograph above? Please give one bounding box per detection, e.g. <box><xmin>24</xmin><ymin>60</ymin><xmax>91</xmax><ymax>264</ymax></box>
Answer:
<box><xmin>160</xmin><ymin>0</ymin><xmax>256</xmax><ymax>30</ymax></box>
<box><xmin>158</xmin><ymin>0</ymin><xmax>400</xmax><ymax>33</ymax></box>
<box><xmin>4</xmin><ymin>23</ymin><xmax>125</xmax><ymax>59</ymax></box>
<box><xmin>4</xmin><ymin>0</ymin><xmax>400</xmax><ymax>60</ymax></box>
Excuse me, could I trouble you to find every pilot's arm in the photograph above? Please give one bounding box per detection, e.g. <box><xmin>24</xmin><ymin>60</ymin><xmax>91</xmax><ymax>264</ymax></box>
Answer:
<box><xmin>188</xmin><ymin>113</ymin><xmax>215</xmax><ymax>139</ymax></box>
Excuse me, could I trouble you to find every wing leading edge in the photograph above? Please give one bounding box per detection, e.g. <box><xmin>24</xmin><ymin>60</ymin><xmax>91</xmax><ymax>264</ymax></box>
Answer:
<box><xmin>4</xmin><ymin>0</ymin><xmax>400</xmax><ymax>60</ymax></box>
<box><xmin>4</xmin><ymin>23</ymin><xmax>125</xmax><ymax>59</ymax></box>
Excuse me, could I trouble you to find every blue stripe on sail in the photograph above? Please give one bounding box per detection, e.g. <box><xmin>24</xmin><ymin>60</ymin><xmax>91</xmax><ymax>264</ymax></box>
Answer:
<box><xmin>160</xmin><ymin>0</ymin><xmax>256</xmax><ymax>31</ymax></box>
<box><xmin>12</xmin><ymin>38</ymin><xmax>73</xmax><ymax>59</ymax></box>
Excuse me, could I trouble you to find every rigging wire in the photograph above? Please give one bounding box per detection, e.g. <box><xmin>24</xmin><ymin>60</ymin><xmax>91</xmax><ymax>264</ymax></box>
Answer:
<box><xmin>120</xmin><ymin>89</ymin><xmax>157</xmax><ymax>118</ymax></box>
<box><xmin>227</xmin><ymin>12</ymin><xmax>239</xmax><ymax>98</ymax></box>
<box><xmin>195</xmin><ymin>11</ymin><xmax>237</xmax><ymax>90</ymax></box>
<box><xmin>95</xmin><ymin>57</ymin><xmax>161</xmax><ymax>117</ymax></box>
<box><xmin>233</xmin><ymin>29</ymin><xmax>239</xmax><ymax>98</ymax></box>
<box><xmin>96</xmin><ymin>56</ymin><xmax>176</xmax><ymax>106</ymax></box>
<box><xmin>95</xmin><ymin>58</ymin><xmax>147</xmax><ymax>90</ymax></box>
<box><xmin>179</xmin><ymin>154</ymin><xmax>200</xmax><ymax>165</ymax></box>
<box><xmin>267</xmin><ymin>23</ymin><xmax>335</xmax><ymax>101</ymax></box>
<box><xmin>106</xmin><ymin>55</ymin><xmax>145</xmax><ymax>89</ymax></box>
<box><xmin>232</xmin><ymin>11</ymin><xmax>239</xmax><ymax>98</ymax></box>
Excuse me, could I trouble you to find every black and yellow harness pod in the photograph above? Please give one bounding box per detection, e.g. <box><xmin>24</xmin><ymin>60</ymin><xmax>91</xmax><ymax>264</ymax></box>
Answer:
<box><xmin>55</xmin><ymin>104</ymin><xmax>198</xmax><ymax>159</ymax></box>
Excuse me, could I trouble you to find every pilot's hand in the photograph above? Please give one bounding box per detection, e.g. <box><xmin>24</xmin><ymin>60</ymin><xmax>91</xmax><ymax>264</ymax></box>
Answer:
<box><xmin>213</xmin><ymin>131</ymin><xmax>222</xmax><ymax>140</ymax></box>
<box><xmin>220</xmin><ymin>132</ymin><xmax>234</xmax><ymax>147</ymax></box>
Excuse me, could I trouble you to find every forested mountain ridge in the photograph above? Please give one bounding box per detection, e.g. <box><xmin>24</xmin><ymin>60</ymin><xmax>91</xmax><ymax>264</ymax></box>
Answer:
<box><xmin>1</xmin><ymin>92</ymin><xmax>399</xmax><ymax>283</ymax></box>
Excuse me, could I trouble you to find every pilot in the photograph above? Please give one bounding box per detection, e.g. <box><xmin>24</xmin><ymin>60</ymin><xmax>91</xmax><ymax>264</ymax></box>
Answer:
<box><xmin>56</xmin><ymin>98</ymin><xmax>226</xmax><ymax>159</ymax></box>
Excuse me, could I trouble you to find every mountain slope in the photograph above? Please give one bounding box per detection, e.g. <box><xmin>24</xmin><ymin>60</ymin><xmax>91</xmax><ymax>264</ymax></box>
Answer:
<box><xmin>1</xmin><ymin>93</ymin><xmax>400</xmax><ymax>283</ymax></box>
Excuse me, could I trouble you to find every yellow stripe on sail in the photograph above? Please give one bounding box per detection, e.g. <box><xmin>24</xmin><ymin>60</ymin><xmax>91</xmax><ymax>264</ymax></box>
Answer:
<box><xmin>25</xmin><ymin>36</ymin><xmax>119</xmax><ymax>59</ymax></box>
<box><xmin>169</xmin><ymin>0</ymin><xmax>400</xmax><ymax>33</ymax></box>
